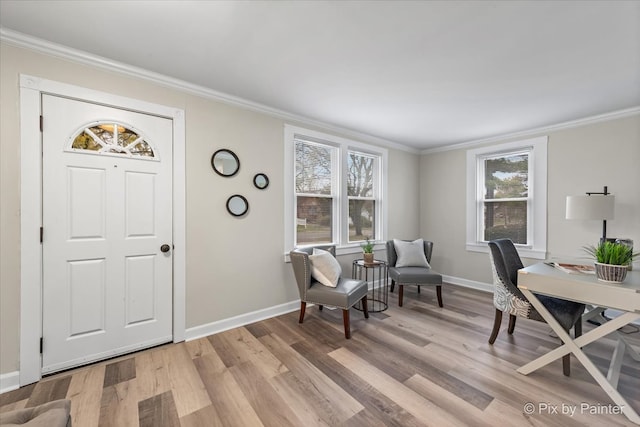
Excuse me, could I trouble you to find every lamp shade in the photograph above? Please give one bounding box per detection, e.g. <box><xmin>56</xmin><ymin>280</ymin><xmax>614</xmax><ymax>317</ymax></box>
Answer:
<box><xmin>565</xmin><ymin>195</ymin><xmax>615</xmax><ymax>220</ymax></box>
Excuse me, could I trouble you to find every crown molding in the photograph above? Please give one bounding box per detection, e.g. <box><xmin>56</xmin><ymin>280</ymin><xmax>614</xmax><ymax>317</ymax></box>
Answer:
<box><xmin>3</xmin><ymin>26</ymin><xmax>634</xmax><ymax>157</ymax></box>
<box><xmin>421</xmin><ymin>106</ymin><xmax>640</xmax><ymax>155</ymax></box>
<box><xmin>1</xmin><ymin>27</ymin><xmax>418</xmax><ymax>154</ymax></box>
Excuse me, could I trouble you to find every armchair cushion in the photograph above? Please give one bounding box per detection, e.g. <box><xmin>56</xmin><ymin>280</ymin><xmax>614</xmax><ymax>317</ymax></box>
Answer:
<box><xmin>306</xmin><ymin>277</ymin><xmax>369</xmax><ymax>308</ymax></box>
<box><xmin>393</xmin><ymin>239</ymin><xmax>430</xmax><ymax>268</ymax></box>
<box><xmin>309</xmin><ymin>248</ymin><xmax>341</xmax><ymax>287</ymax></box>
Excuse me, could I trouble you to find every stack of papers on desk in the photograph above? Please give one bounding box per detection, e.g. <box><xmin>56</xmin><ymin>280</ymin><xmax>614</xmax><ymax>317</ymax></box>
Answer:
<box><xmin>546</xmin><ymin>262</ymin><xmax>595</xmax><ymax>274</ymax></box>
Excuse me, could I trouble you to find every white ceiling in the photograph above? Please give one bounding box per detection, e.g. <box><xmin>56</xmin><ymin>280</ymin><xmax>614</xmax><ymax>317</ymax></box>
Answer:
<box><xmin>1</xmin><ymin>1</ymin><xmax>639</xmax><ymax>150</ymax></box>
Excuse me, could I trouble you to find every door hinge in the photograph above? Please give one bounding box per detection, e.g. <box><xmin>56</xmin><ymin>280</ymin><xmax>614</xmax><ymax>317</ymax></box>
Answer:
<box><xmin>39</xmin><ymin>115</ymin><xmax>43</xmax><ymax>132</ymax></box>
<box><xmin>40</xmin><ymin>227</ymin><xmax>43</xmax><ymax>243</ymax></box>
<box><xmin>39</xmin><ymin>337</ymin><xmax>43</xmax><ymax>354</ymax></box>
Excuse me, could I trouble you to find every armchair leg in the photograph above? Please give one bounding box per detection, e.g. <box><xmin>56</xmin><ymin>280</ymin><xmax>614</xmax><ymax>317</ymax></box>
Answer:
<box><xmin>489</xmin><ymin>309</ymin><xmax>502</xmax><ymax>344</ymax></box>
<box><xmin>299</xmin><ymin>302</ymin><xmax>306</xmax><ymax>323</ymax></box>
<box><xmin>574</xmin><ymin>318</ymin><xmax>582</xmax><ymax>338</ymax></box>
<box><xmin>436</xmin><ymin>285</ymin><xmax>443</xmax><ymax>307</ymax></box>
<box><xmin>343</xmin><ymin>309</ymin><xmax>351</xmax><ymax>339</ymax></box>
<box><xmin>318</xmin><ymin>305</ymin><xmax>323</xmax><ymax>311</ymax></box>
<box><xmin>390</xmin><ymin>280</ymin><xmax>395</xmax><ymax>293</ymax></box>
<box><xmin>508</xmin><ymin>314</ymin><xmax>517</xmax><ymax>334</ymax></box>
<box><xmin>399</xmin><ymin>285</ymin><xmax>404</xmax><ymax>307</ymax></box>
<box><xmin>417</xmin><ymin>285</ymin><xmax>421</xmax><ymax>294</ymax></box>
<box><xmin>361</xmin><ymin>296</ymin><xmax>369</xmax><ymax>319</ymax></box>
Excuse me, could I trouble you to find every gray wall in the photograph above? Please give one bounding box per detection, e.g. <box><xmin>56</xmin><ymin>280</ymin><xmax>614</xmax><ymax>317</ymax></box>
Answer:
<box><xmin>0</xmin><ymin>42</ymin><xmax>421</xmax><ymax>375</ymax></box>
<box><xmin>420</xmin><ymin>114</ymin><xmax>640</xmax><ymax>284</ymax></box>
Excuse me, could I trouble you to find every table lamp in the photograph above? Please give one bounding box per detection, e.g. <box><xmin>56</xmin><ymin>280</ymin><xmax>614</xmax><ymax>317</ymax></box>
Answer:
<box><xmin>565</xmin><ymin>186</ymin><xmax>615</xmax><ymax>242</ymax></box>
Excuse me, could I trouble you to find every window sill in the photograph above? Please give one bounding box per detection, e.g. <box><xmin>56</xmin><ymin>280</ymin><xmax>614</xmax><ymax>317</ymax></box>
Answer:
<box><xmin>283</xmin><ymin>242</ymin><xmax>386</xmax><ymax>263</ymax></box>
<box><xmin>466</xmin><ymin>242</ymin><xmax>546</xmax><ymax>260</ymax></box>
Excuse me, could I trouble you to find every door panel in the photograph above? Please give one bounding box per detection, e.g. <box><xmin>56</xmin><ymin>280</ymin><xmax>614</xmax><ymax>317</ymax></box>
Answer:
<box><xmin>68</xmin><ymin>259</ymin><xmax>106</xmax><ymax>336</ymax></box>
<box><xmin>42</xmin><ymin>94</ymin><xmax>173</xmax><ymax>374</ymax></box>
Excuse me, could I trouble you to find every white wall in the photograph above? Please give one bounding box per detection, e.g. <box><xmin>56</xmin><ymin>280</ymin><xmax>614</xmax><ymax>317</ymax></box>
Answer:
<box><xmin>0</xmin><ymin>42</ymin><xmax>421</xmax><ymax>376</ymax></box>
<box><xmin>420</xmin><ymin>114</ymin><xmax>640</xmax><ymax>285</ymax></box>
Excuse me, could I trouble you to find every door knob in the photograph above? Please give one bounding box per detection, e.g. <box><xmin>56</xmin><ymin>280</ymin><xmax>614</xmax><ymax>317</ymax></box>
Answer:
<box><xmin>160</xmin><ymin>244</ymin><xmax>171</xmax><ymax>253</ymax></box>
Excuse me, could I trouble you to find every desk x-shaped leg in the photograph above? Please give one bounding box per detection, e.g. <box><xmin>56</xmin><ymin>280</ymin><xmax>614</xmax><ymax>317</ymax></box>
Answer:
<box><xmin>583</xmin><ymin>305</ymin><xmax>640</xmax><ymax>388</ymax></box>
<box><xmin>518</xmin><ymin>288</ymin><xmax>640</xmax><ymax>425</ymax></box>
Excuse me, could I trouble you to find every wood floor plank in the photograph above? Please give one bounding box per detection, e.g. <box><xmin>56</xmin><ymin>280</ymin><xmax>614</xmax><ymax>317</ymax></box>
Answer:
<box><xmin>292</xmin><ymin>340</ymin><xmax>428</xmax><ymax>427</ymax></box>
<box><xmin>178</xmin><ymin>404</ymin><xmax>225</xmax><ymax>427</ymax></box>
<box><xmin>0</xmin><ymin>384</ymin><xmax>35</xmax><ymax>407</ymax></box>
<box><xmin>135</xmin><ymin>347</ymin><xmax>171</xmax><ymax>401</ymax></box>
<box><xmin>207</xmin><ymin>327</ymin><xmax>288</xmax><ymax>379</ymax></box>
<box><xmin>260</xmin><ymin>333</ymin><xmax>363</xmax><ymax>425</ymax></box>
<box><xmin>26</xmin><ymin>375</ymin><xmax>71</xmax><ymax>407</ymax></box>
<box><xmin>163</xmin><ymin>343</ymin><xmax>211</xmax><ymax>418</ymax></box>
<box><xmin>184</xmin><ymin>337</ymin><xmax>217</xmax><ymax>359</ymax></box>
<box><xmin>66</xmin><ymin>363</ymin><xmax>106</xmax><ymax>427</ymax></box>
<box><xmin>403</xmin><ymin>374</ymin><xmax>498</xmax><ymax>427</ymax></box>
<box><xmin>103</xmin><ymin>357</ymin><xmax>136</xmax><ymax>388</ymax></box>
<box><xmin>137</xmin><ymin>390</ymin><xmax>180</xmax><ymax>427</ymax></box>
<box><xmin>228</xmin><ymin>361</ymin><xmax>305</xmax><ymax>427</ymax></box>
<box><xmin>98</xmin><ymin>380</ymin><xmax>139</xmax><ymax>427</ymax></box>
<box><xmin>329</xmin><ymin>347</ymin><xmax>461</xmax><ymax>427</ymax></box>
<box><xmin>192</xmin><ymin>355</ymin><xmax>261</xmax><ymax>426</ymax></box>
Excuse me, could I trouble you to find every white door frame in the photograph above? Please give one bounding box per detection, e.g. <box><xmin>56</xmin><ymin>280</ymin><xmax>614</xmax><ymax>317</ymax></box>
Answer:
<box><xmin>19</xmin><ymin>74</ymin><xmax>186</xmax><ymax>386</ymax></box>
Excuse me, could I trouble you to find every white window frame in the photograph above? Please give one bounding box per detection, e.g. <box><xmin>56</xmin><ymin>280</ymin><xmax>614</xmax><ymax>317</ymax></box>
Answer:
<box><xmin>346</xmin><ymin>149</ymin><xmax>379</xmax><ymax>244</ymax></box>
<box><xmin>466</xmin><ymin>136</ymin><xmax>547</xmax><ymax>259</ymax></box>
<box><xmin>284</xmin><ymin>125</ymin><xmax>387</xmax><ymax>260</ymax></box>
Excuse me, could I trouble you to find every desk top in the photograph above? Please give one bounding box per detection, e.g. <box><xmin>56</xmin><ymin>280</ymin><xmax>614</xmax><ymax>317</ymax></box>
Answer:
<box><xmin>518</xmin><ymin>262</ymin><xmax>640</xmax><ymax>313</ymax></box>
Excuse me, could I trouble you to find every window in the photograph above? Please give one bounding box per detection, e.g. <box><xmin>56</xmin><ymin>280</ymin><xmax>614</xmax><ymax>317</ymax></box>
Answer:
<box><xmin>285</xmin><ymin>125</ymin><xmax>387</xmax><ymax>256</ymax></box>
<box><xmin>466</xmin><ymin>136</ymin><xmax>547</xmax><ymax>259</ymax></box>
<box><xmin>295</xmin><ymin>139</ymin><xmax>336</xmax><ymax>245</ymax></box>
<box><xmin>347</xmin><ymin>151</ymin><xmax>377</xmax><ymax>242</ymax></box>
<box><xmin>69</xmin><ymin>121</ymin><xmax>156</xmax><ymax>159</ymax></box>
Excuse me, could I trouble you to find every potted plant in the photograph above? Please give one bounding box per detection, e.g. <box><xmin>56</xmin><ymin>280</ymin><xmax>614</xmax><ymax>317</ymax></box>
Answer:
<box><xmin>584</xmin><ymin>241</ymin><xmax>638</xmax><ymax>283</ymax></box>
<box><xmin>361</xmin><ymin>238</ymin><xmax>375</xmax><ymax>264</ymax></box>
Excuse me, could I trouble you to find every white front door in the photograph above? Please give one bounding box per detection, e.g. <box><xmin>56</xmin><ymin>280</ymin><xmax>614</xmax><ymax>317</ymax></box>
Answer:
<box><xmin>41</xmin><ymin>94</ymin><xmax>173</xmax><ymax>374</ymax></box>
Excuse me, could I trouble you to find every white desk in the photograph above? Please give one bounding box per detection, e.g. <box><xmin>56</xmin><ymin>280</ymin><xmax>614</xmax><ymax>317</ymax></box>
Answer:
<box><xmin>517</xmin><ymin>263</ymin><xmax>640</xmax><ymax>425</ymax></box>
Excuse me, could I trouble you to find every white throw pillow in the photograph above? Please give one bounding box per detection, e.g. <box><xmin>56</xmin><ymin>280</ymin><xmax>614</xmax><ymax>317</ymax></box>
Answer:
<box><xmin>393</xmin><ymin>239</ymin><xmax>430</xmax><ymax>268</ymax></box>
<box><xmin>309</xmin><ymin>248</ymin><xmax>342</xmax><ymax>287</ymax></box>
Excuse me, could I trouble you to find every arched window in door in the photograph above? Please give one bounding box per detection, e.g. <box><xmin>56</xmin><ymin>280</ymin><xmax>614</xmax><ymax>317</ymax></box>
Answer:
<box><xmin>68</xmin><ymin>121</ymin><xmax>157</xmax><ymax>159</ymax></box>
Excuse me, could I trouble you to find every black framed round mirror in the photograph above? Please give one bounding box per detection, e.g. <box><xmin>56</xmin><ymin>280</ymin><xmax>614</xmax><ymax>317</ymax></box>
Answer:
<box><xmin>253</xmin><ymin>173</ymin><xmax>269</xmax><ymax>190</ymax></box>
<box><xmin>211</xmin><ymin>149</ymin><xmax>240</xmax><ymax>177</ymax></box>
<box><xmin>226</xmin><ymin>194</ymin><xmax>249</xmax><ymax>217</ymax></box>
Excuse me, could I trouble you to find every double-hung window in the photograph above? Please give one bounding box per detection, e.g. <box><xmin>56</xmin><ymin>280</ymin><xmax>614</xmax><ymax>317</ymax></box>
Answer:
<box><xmin>294</xmin><ymin>139</ymin><xmax>337</xmax><ymax>245</ymax></box>
<box><xmin>466</xmin><ymin>136</ymin><xmax>547</xmax><ymax>259</ymax></box>
<box><xmin>285</xmin><ymin>125</ymin><xmax>386</xmax><ymax>256</ymax></box>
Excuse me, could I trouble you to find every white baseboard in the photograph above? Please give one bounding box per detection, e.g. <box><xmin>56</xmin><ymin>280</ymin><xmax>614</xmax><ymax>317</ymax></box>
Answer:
<box><xmin>0</xmin><ymin>371</ymin><xmax>20</xmax><ymax>395</ymax></box>
<box><xmin>443</xmin><ymin>275</ymin><xmax>493</xmax><ymax>293</ymax></box>
<box><xmin>184</xmin><ymin>279</ymin><xmax>492</xmax><ymax>343</ymax></box>
<box><xmin>185</xmin><ymin>300</ymin><xmax>301</xmax><ymax>341</ymax></box>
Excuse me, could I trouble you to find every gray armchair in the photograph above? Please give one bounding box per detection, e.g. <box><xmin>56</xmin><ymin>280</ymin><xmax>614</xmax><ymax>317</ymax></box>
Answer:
<box><xmin>488</xmin><ymin>238</ymin><xmax>584</xmax><ymax>376</ymax></box>
<box><xmin>289</xmin><ymin>245</ymin><xmax>369</xmax><ymax>339</ymax></box>
<box><xmin>386</xmin><ymin>240</ymin><xmax>443</xmax><ymax>307</ymax></box>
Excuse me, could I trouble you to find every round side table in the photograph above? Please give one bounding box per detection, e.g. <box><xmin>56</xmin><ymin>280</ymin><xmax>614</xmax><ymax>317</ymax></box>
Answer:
<box><xmin>352</xmin><ymin>259</ymin><xmax>389</xmax><ymax>312</ymax></box>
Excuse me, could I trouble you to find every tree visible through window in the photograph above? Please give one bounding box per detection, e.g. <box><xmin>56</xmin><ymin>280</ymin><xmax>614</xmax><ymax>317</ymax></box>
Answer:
<box><xmin>70</xmin><ymin>122</ymin><xmax>155</xmax><ymax>158</ymax></box>
<box><xmin>348</xmin><ymin>151</ymin><xmax>375</xmax><ymax>241</ymax></box>
<box><xmin>466</xmin><ymin>136</ymin><xmax>546</xmax><ymax>258</ymax></box>
<box><xmin>290</xmin><ymin>129</ymin><xmax>384</xmax><ymax>249</ymax></box>
<box><xmin>482</xmin><ymin>152</ymin><xmax>529</xmax><ymax>244</ymax></box>
<box><xmin>295</xmin><ymin>140</ymin><xmax>335</xmax><ymax>245</ymax></box>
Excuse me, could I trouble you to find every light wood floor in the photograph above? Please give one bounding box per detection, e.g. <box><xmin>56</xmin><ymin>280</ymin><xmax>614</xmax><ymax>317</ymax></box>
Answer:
<box><xmin>1</xmin><ymin>284</ymin><xmax>638</xmax><ymax>426</ymax></box>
